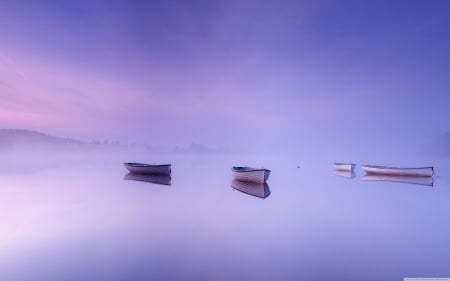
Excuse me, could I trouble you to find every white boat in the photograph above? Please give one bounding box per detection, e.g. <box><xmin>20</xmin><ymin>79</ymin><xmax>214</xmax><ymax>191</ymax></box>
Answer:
<box><xmin>334</xmin><ymin>163</ymin><xmax>356</xmax><ymax>172</ymax></box>
<box><xmin>362</xmin><ymin>174</ymin><xmax>434</xmax><ymax>187</ymax></box>
<box><xmin>231</xmin><ymin>180</ymin><xmax>271</xmax><ymax>199</ymax></box>
<box><xmin>232</xmin><ymin>166</ymin><xmax>270</xmax><ymax>183</ymax></box>
<box><xmin>124</xmin><ymin>163</ymin><xmax>171</xmax><ymax>175</ymax></box>
<box><xmin>361</xmin><ymin>165</ymin><xmax>433</xmax><ymax>177</ymax></box>
<box><xmin>124</xmin><ymin>173</ymin><xmax>171</xmax><ymax>186</ymax></box>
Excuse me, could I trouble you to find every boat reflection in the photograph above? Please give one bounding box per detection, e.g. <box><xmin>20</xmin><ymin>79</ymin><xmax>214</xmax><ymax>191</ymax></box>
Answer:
<box><xmin>124</xmin><ymin>173</ymin><xmax>171</xmax><ymax>186</ymax></box>
<box><xmin>362</xmin><ymin>174</ymin><xmax>434</xmax><ymax>187</ymax></box>
<box><xmin>334</xmin><ymin>170</ymin><xmax>356</xmax><ymax>179</ymax></box>
<box><xmin>231</xmin><ymin>180</ymin><xmax>271</xmax><ymax>199</ymax></box>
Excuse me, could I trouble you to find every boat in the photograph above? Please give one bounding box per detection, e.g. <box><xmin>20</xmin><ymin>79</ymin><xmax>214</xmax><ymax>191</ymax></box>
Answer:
<box><xmin>334</xmin><ymin>170</ymin><xmax>356</xmax><ymax>179</ymax></box>
<box><xmin>232</xmin><ymin>166</ymin><xmax>270</xmax><ymax>183</ymax></box>
<box><xmin>231</xmin><ymin>180</ymin><xmax>271</xmax><ymax>199</ymax></box>
<box><xmin>361</xmin><ymin>165</ymin><xmax>433</xmax><ymax>177</ymax></box>
<box><xmin>124</xmin><ymin>163</ymin><xmax>171</xmax><ymax>175</ymax></box>
<box><xmin>334</xmin><ymin>163</ymin><xmax>356</xmax><ymax>172</ymax></box>
<box><xmin>362</xmin><ymin>174</ymin><xmax>434</xmax><ymax>187</ymax></box>
<box><xmin>124</xmin><ymin>173</ymin><xmax>171</xmax><ymax>186</ymax></box>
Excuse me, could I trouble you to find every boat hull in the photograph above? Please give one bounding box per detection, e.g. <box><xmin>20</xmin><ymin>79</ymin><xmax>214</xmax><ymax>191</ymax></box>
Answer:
<box><xmin>334</xmin><ymin>170</ymin><xmax>356</xmax><ymax>179</ymax></box>
<box><xmin>361</xmin><ymin>165</ymin><xmax>433</xmax><ymax>177</ymax></box>
<box><xmin>124</xmin><ymin>173</ymin><xmax>171</xmax><ymax>185</ymax></box>
<box><xmin>232</xmin><ymin>167</ymin><xmax>270</xmax><ymax>183</ymax></box>
<box><xmin>231</xmin><ymin>180</ymin><xmax>271</xmax><ymax>198</ymax></box>
<box><xmin>124</xmin><ymin>163</ymin><xmax>171</xmax><ymax>175</ymax></box>
<box><xmin>363</xmin><ymin>174</ymin><xmax>433</xmax><ymax>187</ymax></box>
<box><xmin>334</xmin><ymin>163</ymin><xmax>356</xmax><ymax>172</ymax></box>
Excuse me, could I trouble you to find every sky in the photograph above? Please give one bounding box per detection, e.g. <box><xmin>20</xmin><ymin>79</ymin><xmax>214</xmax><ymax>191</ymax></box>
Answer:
<box><xmin>0</xmin><ymin>0</ymin><xmax>449</xmax><ymax>149</ymax></box>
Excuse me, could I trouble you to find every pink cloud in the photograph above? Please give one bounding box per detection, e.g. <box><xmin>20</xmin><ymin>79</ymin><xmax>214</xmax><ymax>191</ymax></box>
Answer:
<box><xmin>0</xmin><ymin>45</ymin><xmax>379</xmax><ymax>144</ymax></box>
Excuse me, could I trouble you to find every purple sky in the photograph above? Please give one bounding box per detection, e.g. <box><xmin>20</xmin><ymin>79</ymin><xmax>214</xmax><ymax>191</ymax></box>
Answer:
<box><xmin>0</xmin><ymin>0</ymin><xmax>449</xmax><ymax>147</ymax></box>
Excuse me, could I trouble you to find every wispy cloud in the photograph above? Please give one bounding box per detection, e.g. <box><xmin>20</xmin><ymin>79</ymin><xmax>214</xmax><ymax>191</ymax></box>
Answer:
<box><xmin>0</xmin><ymin>0</ymin><xmax>448</xmax><ymax>145</ymax></box>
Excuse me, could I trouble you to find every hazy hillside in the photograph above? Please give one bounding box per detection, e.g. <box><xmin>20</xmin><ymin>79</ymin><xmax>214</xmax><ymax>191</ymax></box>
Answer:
<box><xmin>0</xmin><ymin>129</ymin><xmax>83</xmax><ymax>151</ymax></box>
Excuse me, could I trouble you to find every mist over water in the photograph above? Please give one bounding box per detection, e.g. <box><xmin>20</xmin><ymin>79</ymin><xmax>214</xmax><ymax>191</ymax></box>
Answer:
<box><xmin>0</xmin><ymin>0</ymin><xmax>449</xmax><ymax>279</ymax></box>
<box><xmin>0</xmin><ymin>141</ymin><xmax>448</xmax><ymax>280</ymax></box>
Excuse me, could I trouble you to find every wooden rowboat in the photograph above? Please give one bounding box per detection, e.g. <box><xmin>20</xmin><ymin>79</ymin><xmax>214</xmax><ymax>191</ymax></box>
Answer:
<box><xmin>124</xmin><ymin>163</ymin><xmax>171</xmax><ymax>175</ymax></box>
<box><xmin>231</xmin><ymin>180</ymin><xmax>271</xmax><ymax>199</ymax></box>
<box><xmin>232</xmin><ymin>166</ymin><xmax>270</xmax><ymax>183</ymax></box>
<box><xmin>334</xmin><ymin>163</ymin><xmax>356</xmax><ymax>172</ymax></box>
<box><xmin>361</xmin><ymin>165</ymin><xmax>433</xmax><ymax>177</ymax></box>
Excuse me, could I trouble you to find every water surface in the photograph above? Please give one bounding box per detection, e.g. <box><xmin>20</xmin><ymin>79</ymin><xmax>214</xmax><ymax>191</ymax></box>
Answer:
<box><xmin>0</xmin><ymin>152</ymin><xmax>449</xmax><ymax>281</ymax></box>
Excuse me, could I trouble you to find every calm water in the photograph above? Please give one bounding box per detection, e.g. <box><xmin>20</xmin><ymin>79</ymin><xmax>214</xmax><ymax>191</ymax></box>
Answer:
<box><xmin>0</xmin><ymin>151</ymin><xmax>449</xmax><ymax>281</ymax></box>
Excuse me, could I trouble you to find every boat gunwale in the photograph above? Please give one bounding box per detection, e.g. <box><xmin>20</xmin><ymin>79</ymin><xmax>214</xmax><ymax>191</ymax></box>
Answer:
<box><xmin>334</xmin><ymin>162</ymin><xmax>355</xmax><ymax>166</ymax></box>
<box><xmin>361</xmin><ymin>165</ymin><xmax>433</xmax><ymax>171</ymax></box>
<box><xmin>124</xmin><ymin>163</ymin><xmax>171</xmax><ymax>167</ymax></box>
<box><xmin>232</xmin><ymin>166</ymin><xmax>271</xmax><ymax>173</ymax></box>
